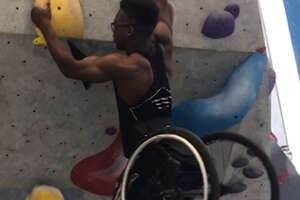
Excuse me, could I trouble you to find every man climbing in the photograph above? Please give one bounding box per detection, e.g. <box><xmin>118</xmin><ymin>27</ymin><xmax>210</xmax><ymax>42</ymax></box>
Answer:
<box><xmin>31</xmin><ymin>0</ymin><xmax>174</xmax><ymax>198</ymax></box>
<box><xmin>31</xmin><ymin>0</ymin><xmax>174</xmax><ymax>157</ymax></box>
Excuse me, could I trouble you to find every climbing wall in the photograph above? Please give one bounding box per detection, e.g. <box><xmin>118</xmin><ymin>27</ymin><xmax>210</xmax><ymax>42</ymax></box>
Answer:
<box><xmin>0</xmin><ymin>0</ymin><xmax>264</xmax><ymax>52</ymax></box>
<box><xmin>0</xmin><ymin>0</ymin><xmax>284</xmax><ymax>200</ymax></box>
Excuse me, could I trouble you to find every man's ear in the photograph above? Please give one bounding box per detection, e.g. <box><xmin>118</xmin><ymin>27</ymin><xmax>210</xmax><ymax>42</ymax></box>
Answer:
<box><xmin>127</xmin><ymin>26</ymin><xmax>135</xmax><ymax>36</ymax></box>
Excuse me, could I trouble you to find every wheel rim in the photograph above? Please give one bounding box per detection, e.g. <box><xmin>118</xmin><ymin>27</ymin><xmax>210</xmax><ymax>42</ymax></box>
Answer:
<box><xmin>121</xmin><ymin>134</ymin><xmax>209</xmax><ymax>200</ymax></box>
<box><xmin>203</xmin><ymin>133</ymin><xmax>279</xmax><ymax>200</ymax></box>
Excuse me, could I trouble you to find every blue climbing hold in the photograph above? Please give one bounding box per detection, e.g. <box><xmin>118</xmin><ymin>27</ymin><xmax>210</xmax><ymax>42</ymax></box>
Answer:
<box><xmin>172</xmin><ymin>53</ymin><xmax>266</xmax><ymax>136</ymax></box>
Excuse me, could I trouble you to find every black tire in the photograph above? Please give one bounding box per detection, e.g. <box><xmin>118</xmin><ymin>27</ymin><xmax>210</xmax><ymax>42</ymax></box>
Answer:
<box><xmin>142</xmin><ymin>127</ymin><xmax>221</xmax><ymax>200</ymax></box>
<box><xmin>202</xmin><ymin>132</ymin><xmax>279</xmax><ymax>200</ymax></box>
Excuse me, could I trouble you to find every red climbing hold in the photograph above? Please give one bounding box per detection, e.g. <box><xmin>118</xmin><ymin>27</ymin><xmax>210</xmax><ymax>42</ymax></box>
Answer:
<box><xmin>278</xmin><ymin>170</ymin><xmax>291</xmax><ymax>185</ymax></box>
<box><xmin>270</xmin><ymin>132</ymin><xmax>278</xmax><ymax>143</ymax></box>
<box><xmin>71</xmin><ymin>133</ymin><xmax>128</xmax><ymax>196</ymax></box>
<box><xmin>256</xmin><ymin>46</ymin><xmax>266</xmax><ymax>53</ymax></box>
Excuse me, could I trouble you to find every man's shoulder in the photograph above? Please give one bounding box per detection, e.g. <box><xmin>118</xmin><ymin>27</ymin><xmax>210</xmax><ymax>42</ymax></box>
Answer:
<box><xmin>108</xmin><ymin>52</ymin><xmax>150</xmax><ymax>69</ymax></box>
<box><xmin>94</xmin><ymin>52</ymin><xmax>149</xmax><ymax>75</ymax></box>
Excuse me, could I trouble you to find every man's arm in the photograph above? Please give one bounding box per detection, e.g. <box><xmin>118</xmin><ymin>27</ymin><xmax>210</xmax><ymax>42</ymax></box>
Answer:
<box><xmin>31</xmin><ymin>2</ymin><xmax>135</xmax><ymax>83</ymax></box>
<box><xmin>153</xmin><ymin>0</ymin><xmax>174</xmax><ymax>76</ymax></box>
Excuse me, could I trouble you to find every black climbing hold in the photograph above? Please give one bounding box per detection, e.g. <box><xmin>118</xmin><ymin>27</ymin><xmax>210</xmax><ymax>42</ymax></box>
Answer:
<box><xmin>89</xmin><ymin>13</ymin><xmax>93</xmax><ymax>17</ymax></box>
<box><xmin>106</xmin><ymin>126</ymin><xmax>118</xmax><ymax>136</ymax></box>
<box><xmin>232</xmin><ymin>157</ymin><xmax>249</xmax><ymax>168</ymax></box>
<box><xmin>224</xmin><ymin>3</ymin><xmax>240</xmax><ymax>19</ymax></box>
<box><xmin>260</xmin><ymin>123</ymin><xmax>265</xmax><ymax>127</ymax></box>
<box><xmin>221</xmin><ymin>182</ymin><xmax>247</xmax><ymax>194</ymax></box>
<box><xmin>202</xmin><ymin>11</ymin><xmax>235</xmax><ymax>39</ymax></box>
<box><xmin>268</xmin><ymin>67</ymin><xmax>276</xmax><ymax>94</ymax></box>
<box><xmin>243</xmin><ymin>167</ymin><xmax>264</xmax><ymax>179</ymax></box>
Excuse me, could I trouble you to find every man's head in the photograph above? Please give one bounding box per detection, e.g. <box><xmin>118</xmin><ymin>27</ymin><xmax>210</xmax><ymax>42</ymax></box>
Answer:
<box><xmin>112</xmin><ymin>0</ymin><xmax>159</xmax><ymax>50</ymax></box>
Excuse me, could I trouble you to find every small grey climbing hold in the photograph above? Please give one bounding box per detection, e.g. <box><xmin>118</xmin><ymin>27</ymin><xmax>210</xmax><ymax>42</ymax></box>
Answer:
<box><xmin>222</xmin><ymin>182</ymin><xmax>247</xmax><ymax>194</ymax></box>
<box><xmin>232</xmin><ymin>157</ymin><xmax>249</xmax><ymax>168</ymax></box>
<box><xmin>202</xmin><ymin>11</ymin><xmax>235</xmax><ymax>39</ymax></box>
<box><xmin>224</xmin><ymin>3</ymin><xmax>240</xmax><ymax>19</ymax></box>
<box><xmin>243</xmin><ymin>167</ymin><xmax>264</xmax><ymax>179</ymax></box>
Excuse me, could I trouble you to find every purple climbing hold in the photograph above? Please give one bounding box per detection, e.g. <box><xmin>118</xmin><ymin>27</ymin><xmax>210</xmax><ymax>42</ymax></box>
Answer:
<box><xmin>224</xmin><ymin>3</ymin><xmax>240</xmax><ymax>19</ymax></box>
<box><xmin>247</xmin><ymin>149</ymin><xmax>256</xmax><ymax>157</ymax></box>
<box><xmin>267</xmin><ymin>67</ymin><xmax>276</xmax><ymax>95</ymax></box>
<box><xmin>232</xmin><ymin>157</ymin><xmax>249</xmax><ymax>168</ymax></box>
<box><xmin>222</xmin><ymin>182</ymin><xmax>247</xmax><ymax>194</ymax></box>
<box><xmin>202</xmin><ymin>11</ymin><xmax>235</xmax><ymax>39</ymax></box>
<box><xmin>243</xmin><ymin>167</ymin><xmax>264</xmax><ymax>179</ymax></box>
<box><xmin>105</xmin><ymin>126</ymin><xmax>118</xmax><ymax>136</ymax></box>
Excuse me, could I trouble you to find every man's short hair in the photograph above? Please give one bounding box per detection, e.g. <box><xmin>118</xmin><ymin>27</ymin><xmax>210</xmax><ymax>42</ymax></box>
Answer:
<box><xmin>120</xmin><ymin>0</ymin><xmax>159</xmax><ymax>36</ymax></box>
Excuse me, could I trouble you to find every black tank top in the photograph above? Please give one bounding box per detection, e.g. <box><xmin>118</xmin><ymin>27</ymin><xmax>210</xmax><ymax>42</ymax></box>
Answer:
<box><xmin>114</xmin><ymin>43</ymin><xmax>172</xmax><ymax>158</ymax></box>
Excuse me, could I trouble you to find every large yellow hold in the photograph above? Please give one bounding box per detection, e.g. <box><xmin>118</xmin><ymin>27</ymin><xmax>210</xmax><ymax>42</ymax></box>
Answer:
<box><xmin>33</xmin><ymin>0</ymin><xmax>84</xmax><ymax>46</ymax></box>
<box><xmin>26</xmin><ymin>185</ymin><xmax>64</xmax><ymax>200</ymax></box>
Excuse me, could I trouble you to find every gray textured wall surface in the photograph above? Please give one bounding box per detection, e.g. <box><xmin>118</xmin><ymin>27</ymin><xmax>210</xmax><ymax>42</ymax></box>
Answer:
<box><xmin>0</xmin><ymin>34</ymin><xmax>251</xmax><ymax>188</ymax></box>
<box><xmin>0</xmin><ymin>0</ymin><xmax>277</xmax><ymax>199</ymax></box>
<box><xmin>0</xmin><ymin>0</ymin><xmax>264</xmax><ymax>52</ymax></box>
<box><xmin>0</xmin><ymin>33</ymin><xmax>269</xmax><ymax>198</ymax></box>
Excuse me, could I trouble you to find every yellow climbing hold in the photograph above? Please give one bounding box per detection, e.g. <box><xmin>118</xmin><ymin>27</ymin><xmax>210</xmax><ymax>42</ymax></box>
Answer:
<box><xmin>33</xmin><ymin>0</ymin><xmax>84</xmax><ymax>46</ymax></box>
<box><xmin>26</xmin><ymin>185</ymin><xmax>64</xmax><ymax>200</ymax></box>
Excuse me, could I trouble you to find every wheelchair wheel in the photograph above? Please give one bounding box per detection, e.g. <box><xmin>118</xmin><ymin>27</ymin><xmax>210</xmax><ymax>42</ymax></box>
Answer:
<box><xmin>119</xmin><ymin>127</ymin><xmax>220</xmax><ymax>200</ymax></box>
<box><xmin>202</xmin><ymin>132</ymin><xmax>279</xmax><ymax>200</ymax></box>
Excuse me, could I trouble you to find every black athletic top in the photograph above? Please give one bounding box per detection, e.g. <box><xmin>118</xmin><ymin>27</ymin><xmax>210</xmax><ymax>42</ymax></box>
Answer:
<box><xmin>113</xmin><ymin>43</ymin><xmax>172</xmax><ymax>158</ymax></box>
